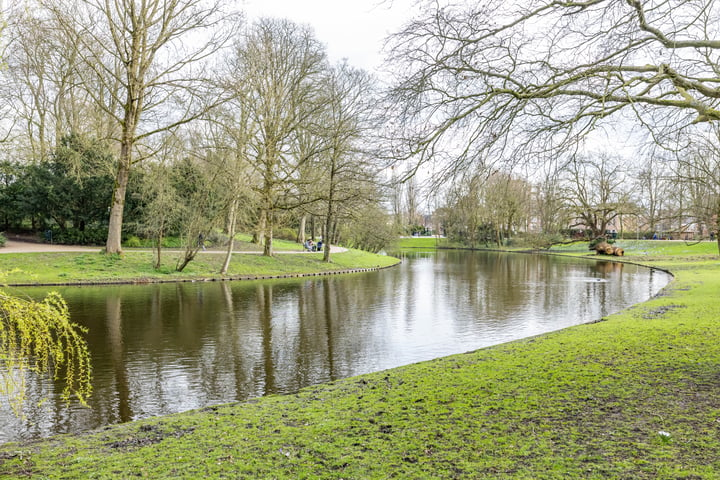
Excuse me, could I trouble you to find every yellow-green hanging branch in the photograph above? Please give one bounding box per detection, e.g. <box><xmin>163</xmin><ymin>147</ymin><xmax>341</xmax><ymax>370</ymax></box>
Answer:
<box><xmin>0</xmin><ymin>290</ymin><xmax>92</xmax><ymax>415</ymax></box>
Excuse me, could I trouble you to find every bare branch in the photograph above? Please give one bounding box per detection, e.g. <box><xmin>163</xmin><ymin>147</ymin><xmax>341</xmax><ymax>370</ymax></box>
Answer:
<box><xmin>385</xmin><ymin>0</ymin><xmax>720</xmax><ymax>181</ymax></box>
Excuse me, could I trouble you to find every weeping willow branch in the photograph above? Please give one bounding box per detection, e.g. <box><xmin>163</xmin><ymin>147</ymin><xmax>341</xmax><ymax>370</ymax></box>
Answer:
<box><xmin>0</xmin><ymin>290</ymin><xmax>92</xmax><ymax>415</ymax></box>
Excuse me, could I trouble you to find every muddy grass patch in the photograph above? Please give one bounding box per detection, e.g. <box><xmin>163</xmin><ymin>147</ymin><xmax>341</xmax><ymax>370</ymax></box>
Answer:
<box><xmin>104</xmin><ymin>423</ymin><xmax>195</xmax><ymax>451</ymax></box>
<box><xmin>640</xmin><ymin>304</ymin><xmax>686</xmax><ymax>320</ymax></box>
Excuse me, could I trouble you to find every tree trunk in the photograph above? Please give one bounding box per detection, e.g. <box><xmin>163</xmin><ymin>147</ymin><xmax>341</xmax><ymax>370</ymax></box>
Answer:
<box><xmin>106</xmin><ymin>79</ymin><xmax>140</xmax><ymax>254</ymax></box>
<box><xmin>153</xmin><ymin>229</ymin><xmax>163</xmax><ymax>270</ymax></box>
<box><xmin>254</xmin><ymin>209</ymin><xmax>266</xmax><ymax>246</ymax></box>
<box><xmin>323</xmin><ymin>159</ymin><xmax>337</xmax><ymax>262</ymax></box>
<box><xmin>715</xmin><ymin>200</ymin><xmax>720</xmax><ymax>255</ymax></box>
<box><xmin>323</xmin><ymin>211</ymin><xmax>332</xmax><ymax>262</ymax></box>
<box><xmin>297</xmin><ymin>214</ymin><xmax>306</xmax><ymax>244</ymax></box>
<box><xmin>175</xmin><ymin>253</ymin><xmax>195</xmax><ymax>272</ymax></box>
<box><xmin>176</xmin><ymin>244</ymin><xmax>201</xmax><ymax>272</ymax></box>
<box><xmin>105</xmin><ymin>154</ymin><xmax>131</xmax><ymax>254</ymax></box>
<box><xmin>331</xmin><ymin>218</ymin><xmax>339</xmax><ymax>244</ymax></box>
<box><xmin>263</xmin><ymin>209</ymin><xmax>273</xmax><ymax>257</ymax></box>
<box><xmin>221</xmin><ymin>199</ymin><xmax>238</xmax><ymax>275</ymax></box>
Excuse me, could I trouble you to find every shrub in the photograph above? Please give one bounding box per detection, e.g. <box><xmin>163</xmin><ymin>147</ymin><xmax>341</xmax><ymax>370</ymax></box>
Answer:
<box><xmin>507</xmin><ymin>233</ymin><xmax>567</xmax><ymax>249</ymax></box>
<box><xmin>123</xmin><ymin>236</ymin><xmax>142</xmax><ymax>248</ymax></box>
<box><xmin>122</xmin><ymin>236</ymin><xmax>183</xmax><ymax>248</ymax></box>
<box><xmin>161</xmin><ymin>237</ymin><xmax>183</xmax><ymax>248</ymax></box>
<box><xmin>275</xmin><ymin>227</ymin><xmax>299</xmax><ymax>242</ymax></box>
<box><xmin>207</xmin><ymin>230</ymin><xmax>229</xmax><ymax>247</ymax></box>
<box><xmin>49</xmin><ymin>226</ymin><xmax>107</xmax><ymax>246</ymax></box>
<box><xmin>0</xmin><ymin>232</ymin><xmax>6</xmax><ymax>247</ymax></box>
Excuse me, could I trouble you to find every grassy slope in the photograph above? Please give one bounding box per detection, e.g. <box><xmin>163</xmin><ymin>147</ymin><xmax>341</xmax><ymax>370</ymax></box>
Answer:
<box><xmin>1</xmin><ymin>241</ymin><xmax>719</xmax><ymax>479</ymax></box>
<box><xmin>0</xmin><ymin>243</ymin><xmax>399</xmax><ymax>286</ymax></box>
<box><xmin>396</xmin><ymin>236</ymin><xmax>463</xmax><ymax>249</ymax></box>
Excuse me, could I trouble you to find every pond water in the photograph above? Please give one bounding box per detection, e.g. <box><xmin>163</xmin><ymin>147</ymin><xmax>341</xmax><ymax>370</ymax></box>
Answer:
<box><xmin>0</xmin><ymin>251</ymin><xmax>670</xmax><ymax>443</ymax></box>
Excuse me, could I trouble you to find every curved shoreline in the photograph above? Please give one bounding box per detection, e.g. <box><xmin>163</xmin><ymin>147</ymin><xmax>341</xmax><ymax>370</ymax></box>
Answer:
<box><xmin>4</xmin><ymin>263</ymin><xmax>399</xmax><ymax>288</ymax></box>
<box><xmin>0</xmin><ymin>240</ymin><xmax>401</xmax><ymax>287</ymax></box>
<box><xmin>1</xmin><ymin>239</ymin><xmax>677</xmax><ymax>288</ymax></box>
<box><xmin>2</xmin><ymin>243</ymin><xmax>719</xmax><ymax>478</ymax></box>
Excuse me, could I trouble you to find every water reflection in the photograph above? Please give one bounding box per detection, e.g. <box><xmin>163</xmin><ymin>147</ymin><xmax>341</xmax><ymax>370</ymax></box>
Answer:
<box><xmin>0</xmin><ymin>251</ymin><xmax>669</xmax><ymax>443</ymax></box>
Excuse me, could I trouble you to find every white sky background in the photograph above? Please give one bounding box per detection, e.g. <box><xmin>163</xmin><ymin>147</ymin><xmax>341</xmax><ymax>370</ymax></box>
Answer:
<box><xmin>238</xmin><ymin>0</ymin><xmax>644</xmax><ymax>206</ymax></box>
<box><xmin>240</xmin><ymin>1</ymin><xmax>642</xmax><ymax>147</ymax></box>
<box><xmin>240</xmin><ymin>0</ymin><xmax>417</xmax><ymax>74</ymax></box>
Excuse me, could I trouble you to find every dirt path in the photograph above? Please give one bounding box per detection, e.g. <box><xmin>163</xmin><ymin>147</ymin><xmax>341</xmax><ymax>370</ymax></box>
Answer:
<box><xmin>1</xmin><ymin>239</ymin><xmax>102</xmax><ymax>253</ymax></box>
<box><xmin>1</xmin><ymin>239</ymin><xmax>347</xmax><ymax>254</ymax></box>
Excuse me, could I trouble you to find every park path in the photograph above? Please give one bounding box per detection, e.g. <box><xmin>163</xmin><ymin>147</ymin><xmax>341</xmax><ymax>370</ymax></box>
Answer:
<box><xmin>1</xmin><ymin>239</ymin><xmax>100</xmax><ymax>253</ymax></box>
<box><xmin>0</xmin><ymin>238</ymin><xmax>346</xmax><ymax>254</ymax></box>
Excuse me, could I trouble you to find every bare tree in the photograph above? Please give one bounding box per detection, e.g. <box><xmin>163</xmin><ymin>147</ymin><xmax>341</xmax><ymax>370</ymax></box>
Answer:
<box><xmin>201</xmin><ymin>105</ymin><xmax>258</xmax><ymax>274</ymax></box>
<box><xmin>635</xmin><ymin>155</ymin><xmax>673</xmax><ymax>235</ymax></box>
<box><xmin>172</xmin><ymin>138</ymin><xmax>229</xmax><ymax>272</ymax></box>
<box><xmin>386</xmin><ymin>0</ymin><xmax>720</xmax><ymax>180</ymax></box>
<box><xmin>389</xmin><ymin>166</ymin><xmax>405</xmax><ymax>229</ymax></box>
<box><xmin>291</xmin><ymin>127</ymin><xmax>327</xmax><ymax>246</ymax></box>
<box><xmin>484</xmin><ymin>172</ymin><xmax>533</xmax><ymax>246</ymax></box>
<box><xmin>4</xmin><ymin>11</ymin><xmax>56</xmax><ymax>161</ymax></box>
<box><xmin>405</xmin><ymin>175</ymin><xmax>421</xmax><ymax>229</ymax></box>
<box><xmin>439</xmin><ymin>173</ymin><xmax>486</xmax><ymax>247</ymax></box>
<box><xmin>46</xmin><ymin>0</ymin><xmax>237</xmax><ymax>254</ymax></box>
<box><xmin>137</xmin><ymin>135</ymin><xmax>184</xmax><ymax>269</ymax></box>
<box><xmin>534</xmin><ymin>160</ymin><xmax>570</xmax><ymax>236</ymax></box>
<box><xmin>317</xmin><ymin>62</ymin><xmax>379</xmax><ymax>262</ymax></box>
<box><xmin>560</xmin><ymin>153</ymin><xmax>633</xmax><ymax>238</ymax></box>
<box><xmin>2</xmin><ymin>5</ymin><xmax>101</xmax><ymax>161</ymax></box>
<box><xmin>231</xmin><ymin>17</ymin><xmax>327</xmax><ymax>256</ymax></box>
<box><xmin>337</xmin><ymin>199</ymin><xmax>396</xmax><ymax>253</ymax></box>
<box><xmin>437</xmin><ymin>169</ymin><xmax>533</xmax><ymax>247</ymax></box>
<box><xmin>675</xmin><ymin>126</ymin><xmax>720</xmax><ymax>251</ymax></box>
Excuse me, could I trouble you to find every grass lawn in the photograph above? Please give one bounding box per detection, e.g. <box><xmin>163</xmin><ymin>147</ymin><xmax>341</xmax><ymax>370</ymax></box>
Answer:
<box><xmin>0</xmin><ymin>245</ymin><xmax>399</xmax><ymax>286</ymax></box>
<box><xmin>1</xmin><ymin>241</ymin><xmax>719</xmax><ymax>479</ymax></box>
<box><xmin>395</xmin><ymin>236</ymin><xmax>466</xmax><ymax>250</ymax></box>
<box><xmin>550</xmin><ymin>238</ymin><xmax>719</xmax><ymax>257</ymax></box>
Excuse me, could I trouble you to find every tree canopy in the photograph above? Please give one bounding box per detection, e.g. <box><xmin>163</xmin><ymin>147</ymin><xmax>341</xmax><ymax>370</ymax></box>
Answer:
<box><xmin>386</xmin><ymin>0</ymin><xmax>720</xmax><ymax>179</ymax></box>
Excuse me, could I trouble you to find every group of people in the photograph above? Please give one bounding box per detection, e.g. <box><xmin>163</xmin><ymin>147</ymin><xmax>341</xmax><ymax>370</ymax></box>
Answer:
<box><xmin>304</xmin><ymin>239</ymin><xmax>323</xmax><ymax>252</ymax></box>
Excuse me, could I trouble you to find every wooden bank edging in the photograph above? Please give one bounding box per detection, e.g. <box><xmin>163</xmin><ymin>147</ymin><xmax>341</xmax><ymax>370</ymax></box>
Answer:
<box><xmin>6</xmin><ymin>262</ymin><xmax>401</xmax><ymax>288</ymax></box>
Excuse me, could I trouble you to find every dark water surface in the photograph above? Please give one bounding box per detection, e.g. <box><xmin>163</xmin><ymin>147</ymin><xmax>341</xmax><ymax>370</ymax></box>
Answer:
<box><xmin>0</xmin><ymin>251</ymin><xmax>670</xmax><ymax>443</ymax></box>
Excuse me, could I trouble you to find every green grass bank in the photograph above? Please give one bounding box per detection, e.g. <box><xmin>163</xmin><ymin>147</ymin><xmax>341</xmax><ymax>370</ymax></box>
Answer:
<box><xmin>0</xmin><ymin>240</ymin><xmax>399</xmax><ymax>286</ymax></box>
<box><xmin>1</xmin><ymin>240</ymin><xmax>719</xmax><ymax>479</ymax></box>
<box><xmin>396</xmin><ymin>236</ymin><xmax>463</xmax><ymax>250</ymax></box>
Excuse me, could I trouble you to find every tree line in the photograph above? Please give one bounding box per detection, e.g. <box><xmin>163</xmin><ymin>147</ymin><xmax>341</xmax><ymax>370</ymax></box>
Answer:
<box><xmin>384</xmin><ymin>0</ymin><xmax>720</xmax><ymax>252</ymax></box>
<box><xmin>0</xmin><ymin>1</ymin><xmax>399</xmax><ymax>411</ymax></box>
<box><xmin>391</xmin><ymin>149</ymin><xmax>718</xmax><ymax>249</ymax></box>
<box><xmin>0</xmin><ymin>2</ymin><xmax>397</xmax><ymax>265</ymax></box>
<box><xmin>1</xmin><ymin>0</ymin><xmax>720</xmax><ymax>261</ymax></box>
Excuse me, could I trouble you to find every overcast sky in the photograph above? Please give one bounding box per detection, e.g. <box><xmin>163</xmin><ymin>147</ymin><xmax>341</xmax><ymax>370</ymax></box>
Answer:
<box><xmin>240</xmin><ymin>0</ymin><xmax>417</xmax><ymax>73</ymax></box>
<box><xmin>237</xmin><ymin>0</ymin><xmax>641</xmax><ymax>159</ymax></box>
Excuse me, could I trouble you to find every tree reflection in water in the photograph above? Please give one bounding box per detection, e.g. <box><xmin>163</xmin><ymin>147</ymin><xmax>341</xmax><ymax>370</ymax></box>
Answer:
<box><xmin>0</xmin><ymin>251</ymin><xmax>669</xmax><ymax>443</ymax></box>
